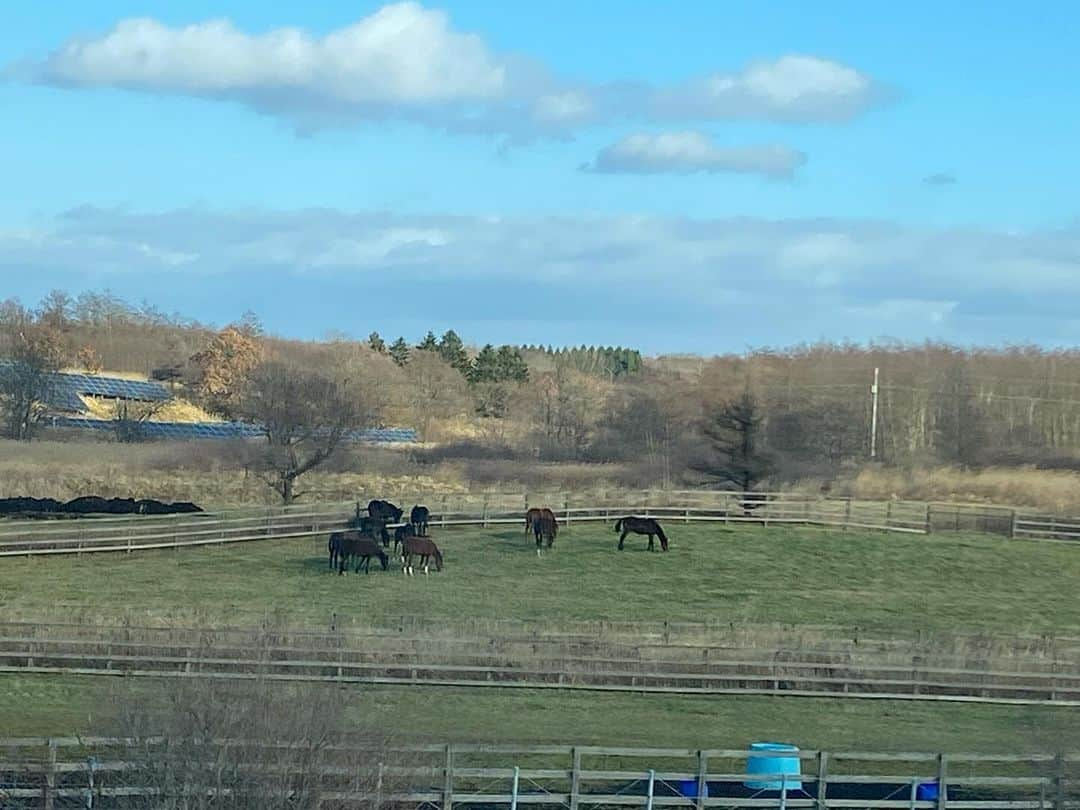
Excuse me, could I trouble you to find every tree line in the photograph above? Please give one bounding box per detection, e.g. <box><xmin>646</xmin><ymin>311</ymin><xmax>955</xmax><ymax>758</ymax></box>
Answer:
<box><xmin>9</xmin><ymin>290</ymin><xmax>1080</xmax><ymax>502</ymax></box>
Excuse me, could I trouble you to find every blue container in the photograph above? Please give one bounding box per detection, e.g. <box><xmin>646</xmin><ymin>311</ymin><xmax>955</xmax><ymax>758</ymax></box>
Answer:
<box><xmin>917</xmin><ymin>781</ymin><xmax>941</xmax><ymax>801</ymax></box>
<box><xmin>745</xmin><ymin>742</ymin><xmax>803</xmax><ymax>791</ymax></box>
<box><xmin>677</xmin><ymin>779</ymin><xmax>708</xmax><ymax>799</ymax></box>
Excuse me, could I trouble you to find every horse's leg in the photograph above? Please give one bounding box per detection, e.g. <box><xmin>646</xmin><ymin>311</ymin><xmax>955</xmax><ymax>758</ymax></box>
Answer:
<box><xmin>618</xmin><ymin>530</ymin><xmax>627</xmax><ymax>550</ymax></box>
<box><xmin>648</xmin><ymin>534</ymin><xmax>655</xmax><ymax>551</ymax></box>
<box><xmin>423</xmin><ymin>553</ymin><xmax>430</xmax><ymax>575</ymax></box>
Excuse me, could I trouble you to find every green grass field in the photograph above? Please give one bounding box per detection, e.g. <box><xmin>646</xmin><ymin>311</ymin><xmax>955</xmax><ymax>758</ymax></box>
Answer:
<box><xmin>1</xmin><ymin>674</ymin><xmax>1078</xmax><ymax>753</ymax></box>
<box><xmin>1</xmin><ymin>523</ymin><xmax>1078</xmax><ymax>635</ymax></box>
<box><xmin>3</xmin><ymin>522</ymin><xmax>1079</xmax><ymax>750</ymax></box>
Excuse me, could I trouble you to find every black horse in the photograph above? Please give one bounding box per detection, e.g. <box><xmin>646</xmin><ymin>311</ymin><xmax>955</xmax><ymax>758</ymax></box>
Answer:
<box><xmin>349</xmin><ymin>512</ymin><xmax>391</xmax><ymax>547</ymax></box>
<box><xmin>410</xmin><ymin>505</ymin><xmax>430</xmax><ymax>536</ymax></box>
<box><xmin>532</xmin><ymin>513</ymin><xmax>558</xmax><ymax>555</ymax></box>
<box><xmin>331</xmin><ymin>530</ymin><xmax>389</xmax><ymax>574</ymax></box>
<box><xmin>368</xmin><ymin>499</ymin><xmax>404</xmax><ymax>523</ymax></box>
<box><xmin>394</xmin><ymin>522</ymin><xmax>417</xmax><ymax>554</ymax></box>
<box><xmin>614</xmin><ymin>516</ymin><xmax>669</xmax><ymax>551</ymax></box>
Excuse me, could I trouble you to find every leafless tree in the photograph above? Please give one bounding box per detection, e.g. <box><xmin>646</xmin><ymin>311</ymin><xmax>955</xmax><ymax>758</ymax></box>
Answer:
<box><xmin>0</xmin><ymin>303</ymin><xmax>65</xmax><ymax>440</ymax></box>
<box><xmin>116</xmin><ymin>675</ymin><xmax>394</xmax><ymax>809</ymax></box>
<box><xmin>236</xmin><ymin>362</ymin><xmax>376</xmax><ymax>503</ymax></box>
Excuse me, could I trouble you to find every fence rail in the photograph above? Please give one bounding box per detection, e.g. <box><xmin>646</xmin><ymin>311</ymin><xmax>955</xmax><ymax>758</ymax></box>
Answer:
<box><xmin>0</xmin><ymin>739</ymin><xmax>1077</xmax><ymax>810</ymax></box>
<box><xmin>2</xmin><ymin>489</ymin><xmax>1079</xmax><ymax>557</ymax></box>
<box><xmin>2</xmin><ymin>621</ymin><xmax>1079</xmax><ymax>706</ymax></box>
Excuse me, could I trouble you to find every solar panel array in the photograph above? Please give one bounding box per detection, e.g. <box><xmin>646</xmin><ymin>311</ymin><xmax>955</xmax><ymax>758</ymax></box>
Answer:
<box><xmin>48</xmin><ymin>416</ymin><xmax>418</xmax><ymax>444</ymax></box>
<box><xmin>0</xmin><ymin>362</ymin><xmax>172</xmax><ymax>413</ymax></box>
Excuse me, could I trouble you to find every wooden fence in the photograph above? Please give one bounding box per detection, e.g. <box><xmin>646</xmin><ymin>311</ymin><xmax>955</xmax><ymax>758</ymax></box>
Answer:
<box><xmin>3</xmin><ymin>489</ymin><xmax>1080</xmax><ymax>558</ymax></box>
<box><xmin>2</xmin><ymin>620</ymin><xmax>1080</xmax><ymax>706</ymax></box>
<box><xmin>1</xmin><ymin>738</ymin><xmax>1078</xmax><ymax>809</ymax></box>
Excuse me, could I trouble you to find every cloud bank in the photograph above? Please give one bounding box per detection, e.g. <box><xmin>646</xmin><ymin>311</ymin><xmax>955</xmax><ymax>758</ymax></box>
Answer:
<box><xmin>586</xmin><ymin>133</ymin><xmax>806</xmax><ymax>178</ymax></box>
<box><xmin>2</xmin><ymin>206</ymin><xmax>1079</xmax><ymax>352</ymax></box>
<box><xmin>12</xmin><ymin>2</ymin><xmax>884</xmax><ymax>138</ymax></box>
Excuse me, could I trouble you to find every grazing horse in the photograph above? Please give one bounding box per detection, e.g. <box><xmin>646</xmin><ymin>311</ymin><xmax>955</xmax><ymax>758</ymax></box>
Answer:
<box><xmin>400</xmin><ymin>535</ymin><xmax>443</xmax><ymax>576</ymax></box>
<box><xmin>368</xmin><ymin>499</ymin><xmax>404</xmax><ymax>523</ymax></box>
<box><xmin>524</xmin><ymin>507</ymin><xmax>543</xmax><ymax>532</ymax></box>
<box><xmin>394</xmin><ymin>522</ymin><xmax>417</xmax><ymax>554</ymax></box>
<box><xmin>349</xmin><ymin>513</ymin><xmax>390</xmax><ymax>547</ymax></box>
<box><xmin>532</xmin><ymin>513</ymin><xmax>558</xmax><ymax>555</ymax></box>
<box><xmin>331</xmin><ymin>531</ymin><xmax>389</xmax><ymax>574</ymax></box>
<box><xmin>614</xmin><ymin>516</ymin><xmax>669</xmax><ymax>551</ymax></box>
<box><xmin>410</xmin><ymin>505</ymin><xmax>430</xmax><ymax>536</ymax></box>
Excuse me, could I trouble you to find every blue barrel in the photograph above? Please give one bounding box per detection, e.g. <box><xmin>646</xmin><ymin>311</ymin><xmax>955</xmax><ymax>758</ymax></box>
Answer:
<box><xmin>677</xmin><ymin>779</ymin><xmax>708</xmax><ymax>799</ymax></box>
<box><xmin>745</xmin><ymin>743</ymin><xmax>802</xmax><ymax>791</ymax></box>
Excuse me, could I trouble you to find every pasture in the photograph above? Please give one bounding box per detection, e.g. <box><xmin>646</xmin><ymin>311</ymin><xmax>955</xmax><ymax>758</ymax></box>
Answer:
<box><xmin>3</xmin><ymin>675</ymin><xmax>1079</xmax><ymax>753</ymax></box>
<box><xmin>1</xmin><ymin>522</ymin><xmax>1079</xmax><ymax>634</ymax></box>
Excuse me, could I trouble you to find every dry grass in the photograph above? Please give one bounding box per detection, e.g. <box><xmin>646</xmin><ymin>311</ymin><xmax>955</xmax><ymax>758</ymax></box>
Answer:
<box><xmin>830</xmin><ymin>465</ymin><xmax>1080</xmax><ymax>514</ymax></box>
<box><xmin>79</xmin><ymin>394</ymin><xmax>221</xmax><ymax>423</ymax></box>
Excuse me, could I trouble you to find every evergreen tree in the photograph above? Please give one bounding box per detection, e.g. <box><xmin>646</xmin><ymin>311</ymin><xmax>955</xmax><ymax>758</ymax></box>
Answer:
<box><xmin>469</xmin><ymin>344</ymin><xmax>501</xmax><ymax>383</ymax></box>
<box><xmin>438</xmin><ymin>329</ymin><xmax>470</xmax><ymax>374</ymax></box>
<box><xmin>496</xmin><ymin>345</ymin><xmax>529</xmax><ymax>383</ymax></box>
<box><xmin>691</xmin><ymin>390</ymin><xmax>775</xmax><ymax>499</ymax></box>
<box><xmin>368</xmin><ymin>331</ymin><xmax>386</xmax><ymax>353</ymax></box>
<box><xmin>416</xmin><ymin>331</ymin><xmax>439</xmax><ymax>352</ymax></box>
<box><xmin>389</xmin><ymin>337</ymin><xmax>410</xmax><ymax>367</ymax></box>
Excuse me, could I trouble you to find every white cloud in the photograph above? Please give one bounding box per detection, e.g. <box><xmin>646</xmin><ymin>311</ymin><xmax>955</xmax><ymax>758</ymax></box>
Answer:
<box><xmin>37</xmin><ymin>3</ymin><xmax>507</xmax><ymax>105</ymax></box>
<box><xmin>586</xmin><ymin>132</ymin><xmax>806</xmax><ymax>178</ymax></box>
<box><xmin>6</xmin><ymin>207</ymin><xmax>1080</xmax><ymax>349</ymax></box>
<box><xmin>652</xmin><ymin>55</ymin><xmax>879</xmax><ymax>122</ymax></box>
<box><xmin>12</xmin><ymin>5</ymin><xmax>884</xmax><ymax>137</ymax></box>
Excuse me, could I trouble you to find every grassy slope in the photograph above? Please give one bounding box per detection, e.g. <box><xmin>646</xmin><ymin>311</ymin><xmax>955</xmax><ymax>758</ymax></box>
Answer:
<box><xmin>1</xmin><ymin>524</ymin><xmax>1078</xmax><ymax>635</ymax></box>
<box><xmin>1</xmin><ymin>675</ymin><xmax>1077</xmax><ymax>753</ymax></box>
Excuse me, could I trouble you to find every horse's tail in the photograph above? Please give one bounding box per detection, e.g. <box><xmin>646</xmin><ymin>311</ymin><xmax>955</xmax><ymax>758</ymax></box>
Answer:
<box><xmin>654</xmin><ymin>522</ymin><xmax>669</xmax><ymax>550</ymax></box>
<box><xmin>613</xmin><ymin>518</ymin><xmax>622</xmax><ymax>533</ymax></box>
<box><xmin>434</xmin><ymin>546</ymin><xmax>444</xmax><ymax>571</ymax></box>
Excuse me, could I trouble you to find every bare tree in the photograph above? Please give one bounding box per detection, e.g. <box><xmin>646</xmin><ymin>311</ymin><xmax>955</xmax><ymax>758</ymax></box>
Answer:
<box><xmin>236</xmin><ymin>362</ymin><xmax>375</xmax><ymax>503</ymax></box>
<box><xmin>0</xmin><ymin>304</ymin><xmax>65</xmax><ymax>440</ymax></box>
<box><xmin>405</xmin><ymin>350</ymin><xmax>468</xmax><ymax>438</ymax></box>
<box><xmin>116</xmin><ymin>675</ymin><xmax>393</xmax><ymax>809</ymax></box>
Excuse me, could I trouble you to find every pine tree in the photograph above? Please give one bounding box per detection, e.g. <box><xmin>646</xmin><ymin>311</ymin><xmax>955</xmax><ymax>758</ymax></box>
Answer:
<box><xmin>389</xmin><ymin>337</ymin><xmax>410</xmax><ymax>367</ymax></box>
<box><xmin>469</xmin><ymin>344</ymin><xmax>501</xmax><ymax>383</ymax></box>
<box><xmin>496</xmin><ymin>345</ymin><xmax>529</xmax><ymax>383</ymax></box>
<box><xmin>416</xmin><ymin>331</ymin><xmax>439</xmax><ymax>352</ymax></box>
<box><xmin>438</xmin><ymin>329</ymin><xmax>470</xmax><ymax>374</ymax></box>
<box><xmin>368</xmin><ymin>332</ymin><xmax>386</xmax><ymax>353</ymax></box>
<box><xmin>691</xmin><ymin>390</ymin><xmax>775</xmax><ymax>499</ymax></box>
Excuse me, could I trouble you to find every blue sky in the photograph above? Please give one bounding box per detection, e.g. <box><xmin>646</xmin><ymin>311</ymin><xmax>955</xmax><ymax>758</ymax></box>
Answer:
<box><xmin>2</xmin><ymin>2</ymin><xmax>1079</xmax><ymax>353</ymax></box>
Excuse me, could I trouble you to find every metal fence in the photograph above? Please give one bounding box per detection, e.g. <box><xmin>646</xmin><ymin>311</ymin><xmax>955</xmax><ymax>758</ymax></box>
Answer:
<box><xmin>1</xmin><ymin>738</ymin><xmax>1078</xmax><ymax>809</ymax></box>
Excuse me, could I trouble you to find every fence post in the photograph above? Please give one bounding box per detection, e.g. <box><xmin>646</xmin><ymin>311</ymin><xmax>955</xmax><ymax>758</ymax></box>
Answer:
<box><xmin>886</xmin><ymin>500</ymin><xmax>894</xmax><ymax>529</ymax></box>
<box><xmin>936</xmin><ymin>754</ymin><xmax>947</xmax><ymax>810</ymax></box>
<box><xmin>1053</xmin><ymin>752</ymin><xmax>1065</xmax><ymax>810</ymax></box>
<box><xmin>909</xmin><ymin>778</ymin><xmax>918</xmax><ymax>810</ymax></box>
<box><xmin>843</xmin><ymin>498</ymin><xmax>853</xmax><ymax>531</ymax></box>
<box><xmin>816</xmin><ymin>751</ymin><xmax>828</xmax><ymax>810</ymax></box>
<box><xmin>43</xmin><ymin>738</ymin><xmax>57</xmax><ymax>810</ymax></box>
<box><xmin>925</xmin><ymin>504</ymin><xmax>933</xmax><ymax>535</ymax></box>
<box><xmin>482</xmin><ymin>496</ymin><xmax>489</xmax><ymax>529</ymax></box>
<box><xmin>511</xmin><ymin>765</ymin><xmax>521</xmax><ymax>810</ymax></box>
<box><xmin>374</xmin><ymin>762</ymin><xmax>385</xmax><ymax>810</ymax></box>
<box><xmin>1010</xmin><ymin>510</ymin><xmax>1018</xmax><ymax>539</ymax></box>
<box><xmin>565</xmin><ymin>495</ymin><xmax>571</xmax><ymax>526</ymax></box>
<box><xmin>695</xmin><ymin>750</ymin><xmax>708</xmax><ymax>810</ymax></box>
<box><xmin>443</xmin><ymin>744</ymin><xmax>454</xmax><ymax>810</ymax></box>
<box><xmin>646</xmin><ymin>769</ymin><xmax>655</xmax><ymax>810</ymax></box>
<box><xmin>570</xmin><ymin>748</ymin><xmax>581</xmax><ymax>810</ymax></box>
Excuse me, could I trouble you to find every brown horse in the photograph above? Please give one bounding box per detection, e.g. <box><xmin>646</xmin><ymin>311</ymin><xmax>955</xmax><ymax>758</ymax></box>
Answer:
<box><xmin>331</xmin><ymin>530</ymin><xmax>390</xmax><ymax>574</ymax></box>
<box><xmin>532</xmin><ymin>513</ymin><xmax>558</xmax><ymax>555</ymax></box>
<box><xmin>614</xmin><ymin>516</ymin><xmax>669</xmax><ymax>551</ymax></box>
<box><xmin>401</xmin><ymin>535</ymin><xmax>444</xmax><ymax>576</ymax></box>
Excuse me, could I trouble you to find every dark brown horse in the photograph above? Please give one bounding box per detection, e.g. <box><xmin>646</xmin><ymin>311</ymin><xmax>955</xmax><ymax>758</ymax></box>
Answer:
<box><xmin>524</xmin><ymin>507</ymin><xmax>543</xmax><ymax>532</ymax></box>
<box><xmin>532</xmin><ymin>513</ymin><xmax>558</xmax><ymax>555</ymax></box>
<box><xmin>614</xmin><ymin>516</ymin><xmax>669</xmax><ymax>551</ymax></box>
<box><xmin>331</xmin><ymin>530</ymin><xmax>390</xmax><ymax>574</ymax></box>
<box><xmin>400</xmin><ymin>535</ymin><xmax>444</xmax><ymax>576</ymax></box>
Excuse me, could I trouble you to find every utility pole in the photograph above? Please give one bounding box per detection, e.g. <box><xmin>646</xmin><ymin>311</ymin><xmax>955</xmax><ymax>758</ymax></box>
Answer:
<box><xmin>870</xmin><ymin>367</ymin><xmax>880</xmax><ymax>459</ymax></box>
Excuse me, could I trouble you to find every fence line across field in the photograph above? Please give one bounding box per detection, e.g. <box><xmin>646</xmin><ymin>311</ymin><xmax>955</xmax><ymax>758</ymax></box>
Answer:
<box><xmin>0</xmin><ymin>739</ymin><xmax>1077</xmax><ymax>810</ymax></box>
<box><xmin>2</xmin><ymin>621</ymin><xmax>1080</xmax><ymax>705</ymax></box>
<box><xmin>1</xmin><ymin>489</ymin><xmax>1078</xmax><ymax>557</ymax></box>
